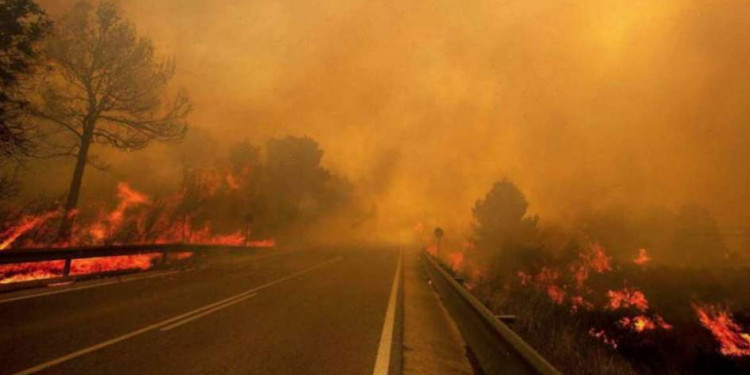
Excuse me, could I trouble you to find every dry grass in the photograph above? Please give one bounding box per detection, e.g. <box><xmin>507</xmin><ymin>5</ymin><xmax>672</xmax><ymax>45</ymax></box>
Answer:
<box><xmin>476</xmin><ymin>286</ymin><xmax>639</xmax><ymax>375</ymax></box>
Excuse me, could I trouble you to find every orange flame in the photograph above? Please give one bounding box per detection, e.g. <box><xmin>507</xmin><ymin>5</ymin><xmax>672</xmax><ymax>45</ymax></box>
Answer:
<box><xmin>448</xmin><ymin>252</ymin><xmax>464</xmax><ymax>272</ymax></box>
<box><xmin>0</xmin><ymin>177</ymin><xmax>279</xmax><ymax>284</ymax></box>
<box><xmin>0</xmin><ymin>210</ymin><xmax>61</xmax><ymax>250</ymax></box>
<box><xmin>618</xmin><ymin>314</ymin><xmax>672</xmax><ymax>332</ymax></box>
<box><xmin>70</xmin><ymin>254</ymin><xmax>160</xmax><ymax>276</ymax></box>
<box><xmin>634</xmin><ymin>248</ymin><xmax>651</xmax><ymax>266</ymax></box>
<box><xmin>0</xmin><ymin>261</ymin><xmax>64</xmax><ymax>284</ymax></box>
<box><xmin>607</xmin><ymin>288</ymin><xmax>649</xmax><ymax>311</ymax></box>
<box><xmin>88</xmin><ymin>182</ymin><xmax>150</xmax><ymax>242</ymax></box>
<box><xmin>225</xmin><ymin>168</ymin><xmax>240</xmax><ymax>190</ymax></box>
<box><xmin>693</xmin><ymin>303</ymin><xmax>750</xmax><ymax>357</ymax></box>
<box><xmin>247</xmin><ymin>238</ymin><xmax>276</xmax><ymax>248</ymax></box>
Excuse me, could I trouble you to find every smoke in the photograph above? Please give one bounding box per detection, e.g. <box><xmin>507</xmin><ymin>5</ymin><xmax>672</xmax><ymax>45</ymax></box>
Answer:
<box><xmin>33</xmin><ymin>0</ymin><xmax>750</xmax><ymax>246</ymax></box>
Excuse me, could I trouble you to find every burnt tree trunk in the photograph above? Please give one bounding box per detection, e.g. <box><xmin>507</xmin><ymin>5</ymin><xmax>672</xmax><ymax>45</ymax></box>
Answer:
<box><xmin>58</xmin><ymin>120</ymin><xmax>95</xmax><ymax>241</ymax></box>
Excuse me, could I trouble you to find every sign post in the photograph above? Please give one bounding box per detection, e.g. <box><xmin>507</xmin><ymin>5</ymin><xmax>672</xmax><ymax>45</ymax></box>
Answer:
<box><xmin>434</xmin><ymin>227</ymin><xmax>444</xmax><ymax>259</ymax></box>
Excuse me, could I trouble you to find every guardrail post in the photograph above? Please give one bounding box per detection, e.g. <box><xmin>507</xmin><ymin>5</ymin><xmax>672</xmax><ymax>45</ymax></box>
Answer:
<box><xmin>62</xmin><ymin>257</ymin><xmax>71</xmax><ymax>277</ymax></box>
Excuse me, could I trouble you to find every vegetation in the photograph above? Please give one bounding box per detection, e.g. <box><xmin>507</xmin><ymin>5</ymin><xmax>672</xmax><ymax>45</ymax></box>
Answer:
<box><xmin>462</xmin><ymin>178</ymin><xmax>750</xmax><ymax>375</ymax></box>
<box><xmin>30</xmin><ymin>0</ymin><xmax>190</xmax><ymax>238</ymax></box>
<box><xmin>0</xmin><ymin>0</ymin><xmax>50</xmax><ymax>198</ymax></box>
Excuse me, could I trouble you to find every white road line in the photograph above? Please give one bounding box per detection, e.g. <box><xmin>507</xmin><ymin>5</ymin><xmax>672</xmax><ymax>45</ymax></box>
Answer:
<box><xmin>371</xmin><ymin>248</ymin><xmax>403</xmax><ymax>375</ymax></box>
<box><xmin>0</xmin><ymin>270</ymin><xmax>179</xmax><ymax>305</ymax></box>
<box><xmin>10</xmin><ymin>256</ymin><xmax>342</xmax><ymax>375</ymax></box>
<box><xmin>160</xmin><ymin>293</ymin><xmax>257</xmax><ymax>331</ymax></box>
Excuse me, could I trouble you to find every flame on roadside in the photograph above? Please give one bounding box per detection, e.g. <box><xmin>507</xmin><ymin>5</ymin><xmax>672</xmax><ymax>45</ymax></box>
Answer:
<box><xmin>634</xmin><ymin>248</ymin><xmax>651</xmax><ymax>266</ymax></box>
<box><xmin>693</xmin><ymin>303</ymin><xmax>750</xmax><ymax>357</ymax></box>
<box><xmin>69</xmin><ymin>254</ymin><xmax>160</xmax><ymax>276</ymax></box>
<box><xmin>448</xmin><ymin>251</ymin><xmax>464</xmax><ymax>272</ymax></box>
<box><xmin>247</xmin><ymin>238</ymin><xmax>276</xmax><ymax>248</ymax></box>
<box><xmin>89</xmin><ymin>182</ymin><xmax>150</xmax><ymax>242</ymax></box>
<box><xmin>0</xmin><ymin>261</ymin><xmax>64</xmax><ymax>284</ymax></box>
<box><xmin>0</xmin><ymin>210</ymin><xmax>61</xmax><ymax>250</ymax></box>
<box><xmin>0</xmin><ymin>181</ymin><xmax>276</xmax><ymax>284</ymax></box>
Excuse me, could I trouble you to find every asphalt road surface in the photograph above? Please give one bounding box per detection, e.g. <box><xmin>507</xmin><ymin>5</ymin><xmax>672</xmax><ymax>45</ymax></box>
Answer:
<box><xmin>0</xmin><ymin>247</ymin><xmax>401</xmax><ymax>375</ymax></box>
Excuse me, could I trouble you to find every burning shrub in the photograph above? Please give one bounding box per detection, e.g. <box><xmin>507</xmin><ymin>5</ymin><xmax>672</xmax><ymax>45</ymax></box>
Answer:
<box><xmin>469</xmin><ymin>179</ymin><xmax>542</xmax><ymax>279</ymax></box>
<box><xmin>440</xmin><ymin>179</ymin><xmax>750</xmax><ymax>375</ymax></box>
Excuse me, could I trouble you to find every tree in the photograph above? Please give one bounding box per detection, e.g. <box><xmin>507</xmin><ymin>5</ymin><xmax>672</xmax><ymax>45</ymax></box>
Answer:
<box><xmin>257</xmin><ymin>136</ymin><xmax>350</xmax><ymax>235</ymax></box>
<box><xmin>471</xmin><ymin>179</ymin><xmax>540</xmax><ymax>275</ymax></box>
<box><xmin>32</xmin><ymin>1</ymin><xmax>189</xmax><ymax>238</ymax></box>
<box><xmin>669</xmin><ymin>203</ymin><xmax>729</xmax><ymax>267</ymax></box>
<box><xmin>0</xmin><ymin>0</ymin><xmax>50</xmax><ymax>197</ymax></box>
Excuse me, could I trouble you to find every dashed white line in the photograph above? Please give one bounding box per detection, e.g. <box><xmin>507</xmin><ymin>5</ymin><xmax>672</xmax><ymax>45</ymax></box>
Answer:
<box><xmin>160</xmin><ymin>293</ymin><xmax>257</xmax><ymax>331</ymax></box>
<box><xmin>10</xmin><ymin>256</ymin><xmax>342</xmax><ymax>375</ymax></box>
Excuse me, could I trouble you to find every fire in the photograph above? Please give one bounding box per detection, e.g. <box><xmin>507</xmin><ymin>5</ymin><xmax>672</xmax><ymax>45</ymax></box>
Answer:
<box><xmin>413</xmin><ymin>221</ymin><xmax>424</xmax><ymax>231</ymax></box>
<box><xmin>426</xmin><ymin>244</ymin><xmax>437</xmax><ymax>256</ymax></box>
<box><xmin>0</xmin><ymin>210</ymin><xmax>61</xmax><ymax>250</ymax></box>
<box><xmin>693</xmin><ymin>303</ymin><xmax>750</xmax><ymax>357</ymax></box>
<box><xmin>607</xmin><ymin>288</ymin><xmax>649</xmax><ymax>311</ymax></box>
<box><xmin>570</xmin><ymin>243</ymin><xmax>612</xmax><ymax>288</ymax></box>
<box><xmin>547</xmin><ymin>285</ymin><xmax>566</xmax><ymax>304</ymax></box>
<box><xmin>569</xmin><ymin>295</ymin><xmax>594</xmax><ymax>311</ymax></box>
<box><xmin>518</xmin><ymin>243</ymin><xmax>613</xmax><ymax>310</ymax></box>
<box><xmin>0</xmin><ymin>254</ymin><xmax>164</xmax><ymax>284</ymax></box>
<box><xmin>448</xmin><ymin>252</ymin><xmax>464</xmax><ymax>272</ymax></box>
<box><xmin>0</xmin><ymin>180</ymin><xmax>277</xmax><ymax>285</ymax></box>
<box><xmin>586</xmin><ymin>243</ymin><xmax>612</xmax><ymax>273</ymax></box>
<box><xmin>69</xmin><ymin>254</ymin><xmax>160</xmax><ymax>276</ymax></box>
<box><xmin>589</xmin><ymin>328</ymin><xmax>618</xmax><ymax>349</ymax></box>
<box><xmin>225</xmin><ymin>168</ymin><xmax>240</xmax><ymax>190</ymax></box>
<box><xmin>182</xmin><ymin>226</ymin><xmax>245</xmax><ymax>245</ymax></box>
<box><xmin>634</xmin><ymin>248</ymin><xmax>651</xmax><ymax>265</ymax></box>
<box><xmin>88</xmin><ymin>182</ymin><xmax>150</xmax><ymax>242</ymax></box>
<box><xmin>247</xmin><ymin>238</ymin><xmax>276</xmax><ymax>248</ymax></box>
<box><xmin>0</xmin><ymin>261</ymin><xmax>64</xmax><ymax>284</ymax></box>
<box><xmin>618</xmin><ymin>314</ymin><xmax>672</xmax><ymax>332</ymax></box>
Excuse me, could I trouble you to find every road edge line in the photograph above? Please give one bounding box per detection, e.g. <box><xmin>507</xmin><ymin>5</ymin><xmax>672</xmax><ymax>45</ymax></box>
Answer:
<box><xmin>371</xmin><ymin>247</ymin><xmax>403</xmax><ymax>375</ymax></box>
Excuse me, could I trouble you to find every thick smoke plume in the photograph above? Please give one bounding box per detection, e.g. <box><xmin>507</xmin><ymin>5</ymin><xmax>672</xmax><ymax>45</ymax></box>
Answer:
<box><xmin>28</xmin><ymin>0</ymin><xmax>750</xmax><ymax>250</ymax></box>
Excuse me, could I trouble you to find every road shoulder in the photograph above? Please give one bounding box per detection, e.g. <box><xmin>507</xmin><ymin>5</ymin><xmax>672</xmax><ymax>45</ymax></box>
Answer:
<box><xmin>402</xmin><ymin>249</ymin><xmax>475</xmax><ymax>375</ymax></box>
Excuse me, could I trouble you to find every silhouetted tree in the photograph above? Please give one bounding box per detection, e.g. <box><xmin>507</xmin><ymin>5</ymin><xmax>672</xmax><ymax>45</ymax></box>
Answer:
<box><xmin>669</xmin><ymin>203</ymin><xmax>728</xmax><ymax>267</ymax></box>
<box><xmin>0</xmin><ymin>0</ymin><xmax>50</xmax><ymax>198</ymax></box>
<box><xmin>471</xmin><ymin>179</ymin><xmax>540</xmax><ymax>276</ymax></box>
<box><xmin>257</xmin><ymin>136</ymin><xmax>350</xmax><ymax>235</ymax></box>
<box><xmin>228</xmin><ymin>139</ymin><xmax>261</xmax><ymax>173</ymax></box>
<box><xmin>31</xmin><ymin>1</ymin><xmax>189</xmax><ymax>238</ymax></box>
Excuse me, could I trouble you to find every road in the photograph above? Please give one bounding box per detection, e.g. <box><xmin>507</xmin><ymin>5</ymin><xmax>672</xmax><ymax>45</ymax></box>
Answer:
<box><xmin>0</xmin><ymin>247</ymin><xmax>401</xmax><ymax>375</ymax></box>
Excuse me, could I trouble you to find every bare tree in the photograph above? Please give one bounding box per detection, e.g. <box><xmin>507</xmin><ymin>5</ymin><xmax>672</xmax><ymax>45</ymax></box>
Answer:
<box><xmin>32</xmin><ymin>1</ymin><xmax>190</xmax><ymax>238</ymax></box>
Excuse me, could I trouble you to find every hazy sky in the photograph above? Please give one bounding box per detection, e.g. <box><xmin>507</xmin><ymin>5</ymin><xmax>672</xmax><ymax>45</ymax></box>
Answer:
<box><xmin>39</xmin><ymin>0</ymin><xmax>750</xmax><ymax>240</ymax></box>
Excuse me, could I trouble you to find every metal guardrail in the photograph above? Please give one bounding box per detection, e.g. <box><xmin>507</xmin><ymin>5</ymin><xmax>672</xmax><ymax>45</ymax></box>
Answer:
<box><xmin>0</xmin><ymin>244</ymin><xmax>259</xmax><ymax>277</ymax></box>
<box><xmin>420</xmin><ymin>251</ymin><xmax>563</xmax><ymax>375</ymax></box>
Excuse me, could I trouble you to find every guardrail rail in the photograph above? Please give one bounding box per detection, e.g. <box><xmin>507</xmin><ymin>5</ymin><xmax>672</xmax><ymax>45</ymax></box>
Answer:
<box><xmin>0</xmin><ymin>243</ymin><xmax>261</xmax><ymax>278</ymax></box>
<box><xmin>420</xmin><ymin>251</ymin><xmax>563</xmax><ymax>375</ymax></box>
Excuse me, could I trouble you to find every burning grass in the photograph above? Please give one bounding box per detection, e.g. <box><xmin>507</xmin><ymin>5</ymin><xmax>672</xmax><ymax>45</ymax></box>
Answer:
<box><xmin>452</xmin><ymin>245</ymin><xmax>750</xmax><ymax>375</ymax></box>
<box><xmin>420</xmin><ymin>178</ymin><xmax>750</xmax><ymax>374</ymax></box>
<box><xmin>0</xmin><ymin>180</ymin><xmax>275</xmax><ymax>284</ymax></box>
